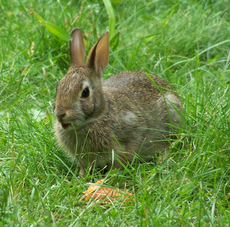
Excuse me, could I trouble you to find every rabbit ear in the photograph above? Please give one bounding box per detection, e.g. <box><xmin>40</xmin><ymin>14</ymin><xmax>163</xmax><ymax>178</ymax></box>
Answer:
<box><xmin>86</xmin><ymin>31</ymin><xmax>109</xmax><ymax>75</ymax></box>
<box><xmin>69</xmin><ymin>28</ymin><xmax>85</xmax><ymax>67</ymax></box>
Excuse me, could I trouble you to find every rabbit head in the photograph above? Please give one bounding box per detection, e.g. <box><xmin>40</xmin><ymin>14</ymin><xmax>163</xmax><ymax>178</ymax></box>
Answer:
<box><xmin>53</xmin><ymin>28</ymin><xmax>109</xmax><ymax>131</ymax></box>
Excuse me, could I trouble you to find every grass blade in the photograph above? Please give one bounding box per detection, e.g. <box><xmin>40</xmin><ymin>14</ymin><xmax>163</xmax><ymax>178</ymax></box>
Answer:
<box><xmin>31</xmin><ymin>9</ymin><xmax>71</xmax><ymax>41</ymax></box>
<box><xmin>103</xmin><ymin>0</ymin><xmax>115</xmax><ymax>40</ymax></box>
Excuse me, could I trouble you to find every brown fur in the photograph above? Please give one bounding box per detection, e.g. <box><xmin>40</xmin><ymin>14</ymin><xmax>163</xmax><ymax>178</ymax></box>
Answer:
<box><xmin>53</xmin><ymin>28</ymin><xmax>182</xmax><ymax>176</ymax></box>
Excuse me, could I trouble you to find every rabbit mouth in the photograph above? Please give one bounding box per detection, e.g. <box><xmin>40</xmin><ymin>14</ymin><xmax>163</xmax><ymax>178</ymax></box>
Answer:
<box><xmin>61</xmin><ymin>123</ymin><xmax>71</xmax><ymax>129</ymax></box>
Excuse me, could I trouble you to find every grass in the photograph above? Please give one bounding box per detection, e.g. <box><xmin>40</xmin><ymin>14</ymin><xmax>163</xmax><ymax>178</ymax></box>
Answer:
<box><xmin>1</xmin><ymin>0</ymin><xmax>230</xmax><ymax>225</ymax></box>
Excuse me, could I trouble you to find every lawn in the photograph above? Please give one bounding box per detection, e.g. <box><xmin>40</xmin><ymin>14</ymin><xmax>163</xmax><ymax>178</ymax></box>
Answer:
<box><xmin>1</xmin><ymin>0</ymin><xmax>230</xmax><ymax>226</ymax></box>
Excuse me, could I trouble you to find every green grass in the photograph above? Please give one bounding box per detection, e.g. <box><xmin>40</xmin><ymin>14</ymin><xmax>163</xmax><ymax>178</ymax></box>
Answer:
<box><xmin>1</xmin><ymin>0</ymin><xmax>230</xmax><ymax>226</ymax></box>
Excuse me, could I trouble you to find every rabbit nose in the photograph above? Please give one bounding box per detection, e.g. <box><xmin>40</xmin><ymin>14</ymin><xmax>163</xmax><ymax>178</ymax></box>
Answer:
<box><xmin>55</xmin><ymin>110</ymin><xmax>66</xmax><ymax>119</ymax></box>
<box><xmin>57</xmin><ymin>113</ymin><xmax>66</xmax><ymax>119</ymax></box>
<box><xmin>56</xmin><ymin>113</ymin><xmax>66</xmax><ymax>123</ymax></box>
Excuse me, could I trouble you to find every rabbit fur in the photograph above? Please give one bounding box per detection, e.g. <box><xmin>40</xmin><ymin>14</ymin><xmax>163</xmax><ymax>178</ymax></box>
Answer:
<box><xmin>53</xmin><ymin>28</ymin><xmax>182</xmax><ymax>177</ymax></box>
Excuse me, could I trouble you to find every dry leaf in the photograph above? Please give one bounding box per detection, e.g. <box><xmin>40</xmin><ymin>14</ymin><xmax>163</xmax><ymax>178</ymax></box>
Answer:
<box><xmin>83</xmin><ymin>179</ymin><xmax>135</xmax><ymax>203</ymax></box>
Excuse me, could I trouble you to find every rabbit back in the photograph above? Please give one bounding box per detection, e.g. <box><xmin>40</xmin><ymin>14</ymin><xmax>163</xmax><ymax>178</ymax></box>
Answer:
<box><xmin>102</xmin><ymin>71</ymin><xmax>181</xmax><ymax>160</ymax></box>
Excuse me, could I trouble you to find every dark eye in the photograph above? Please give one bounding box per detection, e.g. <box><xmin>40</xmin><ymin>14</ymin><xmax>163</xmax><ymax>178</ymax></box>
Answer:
<box><xmin>81</xmin><ymin>87</ymin><xmax>90</xmax><ymax>98</ymax></box>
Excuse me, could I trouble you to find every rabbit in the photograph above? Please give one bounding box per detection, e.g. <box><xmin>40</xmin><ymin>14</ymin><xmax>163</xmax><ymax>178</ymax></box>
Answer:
<box><xmin>53</xmin><ymin>28</ymin><xmax>182</xmax><ymax>177</ymax></box>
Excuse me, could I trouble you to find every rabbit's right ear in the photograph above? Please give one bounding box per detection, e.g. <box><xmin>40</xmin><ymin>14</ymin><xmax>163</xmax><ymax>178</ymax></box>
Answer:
<box><xmin>86</xmin><ymin>31</ymin><xmax>109</xmax><ymax>75</ymax></box>
<box><xmin>69</xmin><ymin>28</ymin><xmax>85</xmax><ymax>67</ymax></box>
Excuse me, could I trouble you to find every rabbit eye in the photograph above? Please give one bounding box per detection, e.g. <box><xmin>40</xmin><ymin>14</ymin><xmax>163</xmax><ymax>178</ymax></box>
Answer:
<box><xmin>81</xmin><ymin>87</ymin><xmax>90</xmax><ymax>98</ymax></box>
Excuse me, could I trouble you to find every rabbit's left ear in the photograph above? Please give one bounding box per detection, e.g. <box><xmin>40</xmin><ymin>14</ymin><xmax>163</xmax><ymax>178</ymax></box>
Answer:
<box><xmin>69</xmin><ymin>28</ymin><xmax>85</xmax><ymax>67</ymax></box>
<box><xmin>86</xmin><ymin>31</ymin><xmax>109</xmax><ymax>75</ymax></box>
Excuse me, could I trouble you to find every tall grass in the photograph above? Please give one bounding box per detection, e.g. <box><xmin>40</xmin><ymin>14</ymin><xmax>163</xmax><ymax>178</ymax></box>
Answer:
<box><xmin>1</xmin><ymin>0</ymin><xmax>230</xmax><ymax>226</ymax></box>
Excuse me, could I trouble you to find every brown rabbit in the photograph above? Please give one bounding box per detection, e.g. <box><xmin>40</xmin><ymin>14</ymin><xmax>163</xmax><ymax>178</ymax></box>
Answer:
<box><xmin>53</xmin><ymin>28</ymin><xmax>182</xmax><ymax>177</ymax></box>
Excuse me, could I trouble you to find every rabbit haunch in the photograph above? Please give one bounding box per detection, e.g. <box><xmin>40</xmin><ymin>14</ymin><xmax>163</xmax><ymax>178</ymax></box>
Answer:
<box><xmin>53</xmin><ymin>28</ymin><xmax>182</xmax><ymax>177</ymax></box>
